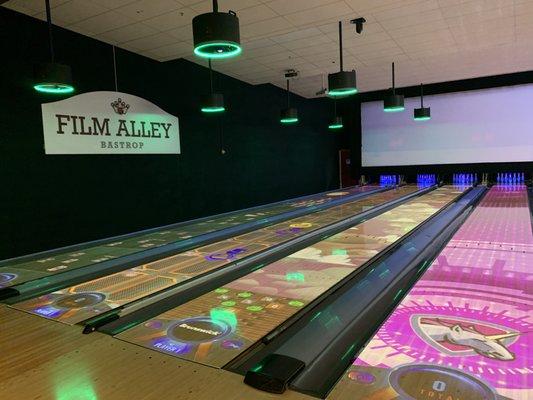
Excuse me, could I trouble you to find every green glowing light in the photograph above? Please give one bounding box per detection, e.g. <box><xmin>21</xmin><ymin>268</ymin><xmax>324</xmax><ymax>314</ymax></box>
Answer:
<box><xmin>221</xmin><ymin>300</ymin><xmax>236</xmax><ymax>307</ymax></box>
<box><xmin>33</xmin><ymin>83</ymin><xmax>74</xmax><ymax>94</ymax></box>
<box><xmin>288</xmin><ymin>300</ymin><xmax>305</xmax><ymax>307</ymax></box>
<box><xmin>332</xmin><ymin>249</ymin><xmax>347</xmax><ymax>256</ymax></box>
<box><xmin>194</xmin><ymin>42</ymin><xmax>242</xmax><ymax>59</ymax></box>
<box><xmin>246</xmin><ymin>305</ymin><xmax>263</xmax><ymax>312</ymax></box>
<box><xmin>215</xmin><ymin>288</ymin><xmax>229</xmax><ymax>294</ymax></box>
<box><xmin>286</xmin><ymin>272</ymin><xmax>305</xmax><ymax>282</ymax></box>
<box><xmin>210</xmin><ymin>307</ymin><xmax>237</xmax><ymax>329</ymax></box>
<box><xmin>384</xmin><ymin>106</ymin><xmax>405</xmax><ymax>112</ymax></box>
<box><xmin>237</xmin><ymin>291</ymin><xmax>253</xmax><ymax>298</ymax></box>
<box><xmin>393</xmin><ymin>289</ymin><xmax>404</xmax><ymax>302</ymax></box>
<box><xmin>280</xmin><ymin>117</ymin><xmax>298</xmax><ymax>124</ymax></box>
<box><xmin>251</xmin><ymin>363</ymin><xmax>264</xmax><ymax>372</ymax></box>
<box><xmin>54</xmin><ymin>366</ymin><xmax>98</xmax><ymax>400</ymax></box>
<box><xmin>201</xmin><ymin>106</ymin><xmax>225</xmax><ymax>113</ymax></box>
<box><xmin>328</xmin><ymin>88</ymin><xmax>358</xmax><ymax>97</ymax></box>
<box><xmin>414</xmin><ymin>116</ymin><xmax>431</xmax><ymax>121</ymax></box>
<box><xmin>328</xmin><ymin>123</ymin><xmax>343</xmax><ymax>129</ymax></box>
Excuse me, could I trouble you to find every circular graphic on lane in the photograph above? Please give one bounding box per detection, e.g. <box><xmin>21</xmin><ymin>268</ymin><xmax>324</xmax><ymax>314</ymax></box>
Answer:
<box><xmin>168</xmin><ymin>317</ymin><xmax>232</xmax><ymax>344</ymax></box>
<box><xmin>54</xmin><ymin>292</ymin><xmax>106</xmax><ymax>309</ymax></box>
<box><xmin>389</xmin><ymin>364</ymin><xmax>497</xmax><ymax>400</ymax></box>
<box><xmin>0</xmin><ymin>273</ymin><xmax>17</xmax><ymax>285</ymax></box>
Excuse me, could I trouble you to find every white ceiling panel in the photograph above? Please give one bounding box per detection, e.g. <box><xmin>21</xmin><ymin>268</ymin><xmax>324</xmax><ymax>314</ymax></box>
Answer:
<box><xmin>4</xmin><ymin>0</ymin><xmax>533</xmax><ymax>98</ymax></box>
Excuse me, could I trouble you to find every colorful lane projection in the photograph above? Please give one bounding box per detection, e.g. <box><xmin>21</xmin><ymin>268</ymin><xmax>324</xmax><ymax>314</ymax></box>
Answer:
<box><xmin>14</xmin><ymin>186</ymin><xmax>420</xmax><ymax>324</ymax></box>
<box><xmin>117</xmin><ymin>186</ymin><xmax>466</xmax><ymax>368</ymax></box>
<box><xmin>333</xmin><ymin>186</ymin><xmax>532</xmax><ymax>400</ymax></box>
<box><xmin>0</xmin><ymin>186</ymin><xmax>372</xmax><ymax>288</ymax></box>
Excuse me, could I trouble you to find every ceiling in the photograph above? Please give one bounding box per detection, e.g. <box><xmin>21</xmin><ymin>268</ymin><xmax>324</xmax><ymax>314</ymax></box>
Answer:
<box><xmin>4</xmin><ymin>0</ymin><xmax>533</xmax><ymax>98</ymax></box>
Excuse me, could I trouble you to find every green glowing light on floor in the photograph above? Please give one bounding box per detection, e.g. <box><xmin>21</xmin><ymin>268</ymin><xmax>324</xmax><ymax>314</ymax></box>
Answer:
<box><xmin>328</xmin><ymin>88</ymin><xmax>358</xmax><ymax>97</ymax></box>
<box><xmin>286</xmin><ymin>272</ymin><xmax>305</xmax><ymax>282</ymax></box>
<box><xmin>194</xmin><ymin>42</ymin><xmax>242</xmax><ymax>59</ymax></box>
<box><xmin>280</xmin><ymin>117</ymin><xmax>298</xmax><ymax>124</ymax></box>
<box><xmin>384</xmin><ymin>106</ymin><xmax>405</xmax><ymax>112</ymax></box>
<box><xmin>414</xmin><ymin>116</ymin><xmax>431</xmax><ymax>121</ymax></box>
<box><xmin>332</xmin><ymin>249</ymin><xmax>347</xmax><ymax>256</ymax></box>
<box><xmin>210</xmin><ymin>307</ymin><xmax>237</xmax><ymax>329</ymax></box>
<box><xmin>33</xmin><ymin>83</ymin><xmax>74</xmax><ymax>94</ymax></box>
<box><xmin>288</xmin><ymin>300</ymin><xmax>305</xmax><ymax>307</ymax></box>
<box><xmin>201</xmin><ymin>106</ymin><xmax>225</xmax><ymax>113</ymax></box>
<box><xmin>215</xmin><ymin>288</ymin><xmax>229</xmax><ymax>294</ymax></box>
<box><xmin>246</xmin><ymin>305</ymin><xmax>263</xmax><ymax>312</ymax></box>
<box><xmin>328</xmin><ymin>123</ymin><xmax>343</xmax><ymax>129</ymax></box>
<box><xmin>221</xmin><ymin>301</ymin><xmax>236</xmax><ymax>307</ymax></box>
<box><xmin>237</xmin><ymin>291</ymin><xmax>253</xmax><ymax>298</ymax></box>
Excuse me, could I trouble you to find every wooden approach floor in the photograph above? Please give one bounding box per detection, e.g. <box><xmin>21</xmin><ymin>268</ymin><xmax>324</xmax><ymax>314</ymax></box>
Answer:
<box><xmin>0</xmin><ymin>305</ymin><xmax>316</xmax><ymax>400</ymax></box>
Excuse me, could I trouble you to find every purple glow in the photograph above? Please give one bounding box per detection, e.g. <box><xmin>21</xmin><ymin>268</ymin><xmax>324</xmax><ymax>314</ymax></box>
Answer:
<box><xmin>353</xmin><ymin>186</ymin><xmax>533</xmax><ymax>396</ymax></box>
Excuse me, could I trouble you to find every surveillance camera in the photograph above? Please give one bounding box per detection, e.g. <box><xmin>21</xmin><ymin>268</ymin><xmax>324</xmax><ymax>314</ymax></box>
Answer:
<box><xmin>350</xmin><ymin>17</ymin><xmax>366</xmax><ymax>34</ymax></box>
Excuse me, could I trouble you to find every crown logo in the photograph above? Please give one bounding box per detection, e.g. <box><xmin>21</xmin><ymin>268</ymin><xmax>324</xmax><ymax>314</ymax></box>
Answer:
<box><xmin>111</xmin><ymin>98</ymin><xmax>130</xmax><ymax>115</ymax></box>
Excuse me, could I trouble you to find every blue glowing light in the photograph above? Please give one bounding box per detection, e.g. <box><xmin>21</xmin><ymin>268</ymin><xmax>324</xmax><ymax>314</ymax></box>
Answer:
<box><xmin>34</xmin><ymin>306</ymin><xmax>64</xmax><ymax>318</ymax></box>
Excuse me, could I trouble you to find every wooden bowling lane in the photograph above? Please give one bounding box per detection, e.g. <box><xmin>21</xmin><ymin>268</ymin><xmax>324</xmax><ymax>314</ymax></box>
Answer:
<box><xmin>0</xmin><ymin>305</ymin><xmax>312</xmax><ymax>400</ymax></box>
<box><xmin>328</xmin><ymin>185</ymin><xmax>533</xmax><ymax>400</ymax></box>
<box><xmin>117</xmin><ymin>186</ymin><xmax>467</xmax><ymax>369</ymax></box>
<box><xmin>12</xmin><ymin>186</ymin><xmax>418</xmax><ymax>326</ymax></box>
<box><xmin>1</xmin><ymin>185</ymin><xmax>371</xmax><ymax>289</ymax></box>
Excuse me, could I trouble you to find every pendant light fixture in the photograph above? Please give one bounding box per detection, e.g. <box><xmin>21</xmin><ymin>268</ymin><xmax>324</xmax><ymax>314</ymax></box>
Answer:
<box><xmin>383</xmin><ymin>62</ymin><xmax>404</xmax><ymax>112</ymax></box>
<box><xmin>280</xmin><ymin>78</ymin><xmax>298</xmax><ymax>124</ymax></box>
<box><xmin>328</xmin><ymin>100</ymin><xmax>343</xmax><ymax>130</ymax></box>
<box><xmin>414</xmin><ymin>83</ymin><xmax>431</xmax><ymax>121</ymax></box>
<box><xmin>328</xmin><ymin>21</ymin><xmax>357</xmax><ymax>98</ymax></box>
<box><xmin>34</xmin><ymin>0</ymin><xmax>74</xmax><ymax>94</ymax></box>
<box><xmin>193</xmin><ymin>0</ymin><xmax>241</xmax><ymax>59</ymax></box>
<box><xmin>201</xmin><ymin>60</ymin><xmax>225</xmax><ymax>113</ymax></box>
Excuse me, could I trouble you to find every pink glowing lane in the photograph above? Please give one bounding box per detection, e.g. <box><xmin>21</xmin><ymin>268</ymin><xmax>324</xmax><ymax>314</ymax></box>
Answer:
<box><xmin>349</xmin><ymin>185</ymin><xmax>533</xmax><ymax>400</ymax></box>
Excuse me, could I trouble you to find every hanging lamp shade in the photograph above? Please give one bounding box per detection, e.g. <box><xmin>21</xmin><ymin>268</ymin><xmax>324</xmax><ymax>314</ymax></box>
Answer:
<box><xmin>280</xmin><ymin>77</ymin><xmax>298</xmax><ymax>124</ymax></box>
<box><xmin>383</xmin><ymin>94</ymin><xmax>404</xmax><ymax>112</ymax></box>
<box><xmin>193</xmin><ymin>1</ymin><xmax>241</xmax><ymax>59</ymax></box>
<box><xmin>414</xmin><ymin>107</ymin><xmax>431</xmax><ymax>121</ymax></box>
<box><xmin>34</xmin><ymin>0</ymin><xmax>74</xmax><ymax>94</ymax></box>
<box><xmin>201</xmin><ymin>93</ymin><xmax>225</xmax><ymax>113</ymax></box>
<box><xmin>280</xmin><ymin>107</ymin><xmax>298</xmax><ymax>124</ymax></box>
<box><xmin>328</xmin><ymin>21</ymin><xmax>357</xmax><ymax>98</ymax></box>
<box><xmin>328</xmin><ymin>70</ymin><xmax>357</xmax><ymax>97</ymax></box>
<box><xmin>414</xmin><ymin>83</ymin><xmax>431</xmax><ymax>121</ymax></box>
<box><xmin>328</xmin><ymin>116</ymin><xmax>343</xmax><ymax>130</ymax></box>
<box><xmin>33</xmin><ymin>62</ymin><xmax>74</xmax><ymax>94</ymax></box>
<box><xmin>383</xmin><ymin>62</ymin><xmax>404</xmax><ymax>112</ymax></box>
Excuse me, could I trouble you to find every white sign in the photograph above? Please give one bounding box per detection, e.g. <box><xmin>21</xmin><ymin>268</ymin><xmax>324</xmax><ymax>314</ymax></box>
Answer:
<box><xmin>42</xmin><ymin>91</ymin><xmax>180</xmax><ymax>154</ymax></box>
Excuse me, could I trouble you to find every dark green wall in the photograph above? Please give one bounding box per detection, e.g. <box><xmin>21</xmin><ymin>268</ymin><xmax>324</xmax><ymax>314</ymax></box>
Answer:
<box><xmin>0</xmin><ymin>8</ymin><xmax>341</xmax><ymax>259</ymax></box>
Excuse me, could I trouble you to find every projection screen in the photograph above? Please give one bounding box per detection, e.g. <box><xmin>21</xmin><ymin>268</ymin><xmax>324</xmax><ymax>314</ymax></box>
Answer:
<box><xmin>361</xmin><ymin>84</ymin><xmax>533</xmax><ymax>167</ymax></box>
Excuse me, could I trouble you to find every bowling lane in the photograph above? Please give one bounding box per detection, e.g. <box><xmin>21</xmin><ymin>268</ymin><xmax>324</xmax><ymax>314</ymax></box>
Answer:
<box><xmin>330</xmin><ymin>186</ymin><xmax>532</xmax><ymax>400</ymax></box>
<box><xmin>0</xmin><ymin>185</ymin><xmax>374</xmax><ymax>288</ymax></box>
<box><xmin>12</xmin><ymin>186</ymin><xmax>420</xmax><ymax>324</ymax></box>
<box><xmin>117</xmin><ymin>186</ymin><xmax>466</xmax><ymax>368</ymax></box>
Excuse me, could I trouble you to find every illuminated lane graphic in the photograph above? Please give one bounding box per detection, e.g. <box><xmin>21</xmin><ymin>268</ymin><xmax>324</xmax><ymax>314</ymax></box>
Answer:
<box><xmin>0</xmin><ymin>185</ymin><xmax>374</xmax><ymax>288</ymax></box>
<box><xmin>332</xmin><ymin>186</ymin><xmax>532</xmax><ymax>400</ymax></box>
<box><xmin>117</xmin><ymin>186</ymin><xmax>466</xmax><ymax>368</ymax></box>
<box><xmin>14</xmin><ymin>187</ymin><xmax>420</xmax><ymax>324</ymax></box>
